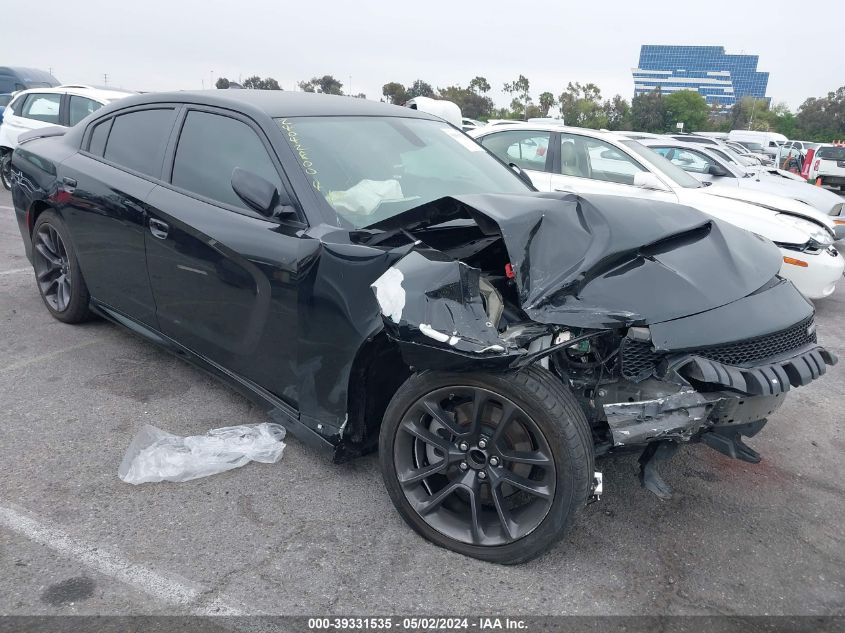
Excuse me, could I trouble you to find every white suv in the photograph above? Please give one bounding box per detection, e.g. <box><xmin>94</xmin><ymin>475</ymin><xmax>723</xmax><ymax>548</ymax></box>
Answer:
<box><xmin>809</xmin><ymin>144</ymin><xmax>845</xmax><ymax>191</ymax></box>
<box><xmin>1</xmin><ymin>85</ymin><xmax>133</xmax><ymax>189</ymax></box>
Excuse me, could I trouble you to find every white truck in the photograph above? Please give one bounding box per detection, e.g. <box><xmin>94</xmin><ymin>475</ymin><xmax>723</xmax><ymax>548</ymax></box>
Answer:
<box><xmin>728</xmin><ymin>130</ymin><xmax>788</xmax><ymax>159</ymax></box>
<box><xmin>809</xmin><ymin>144</ymin><xmax>845</xmax><ymax>191</ymax></box>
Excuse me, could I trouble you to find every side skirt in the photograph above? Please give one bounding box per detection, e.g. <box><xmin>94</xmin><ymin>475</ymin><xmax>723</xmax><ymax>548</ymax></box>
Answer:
<box><xmin>89</xmin><ymin>301</ymin><xmax>336</xmax><ymax>457</ymax></box>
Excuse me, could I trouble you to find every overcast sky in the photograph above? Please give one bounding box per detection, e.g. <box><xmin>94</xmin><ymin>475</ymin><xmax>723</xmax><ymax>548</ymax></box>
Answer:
<box><xmin>5</xmin><ymin>0</ymin><xmax>843</xmax><ymax>110</ymax></box>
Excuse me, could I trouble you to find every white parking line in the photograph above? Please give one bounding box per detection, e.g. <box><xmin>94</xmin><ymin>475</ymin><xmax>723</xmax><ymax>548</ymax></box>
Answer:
<box><xmin>0</xmin><ymin>267</ymin><xmax>31</xmax><ymax>276</ymax></box>
<box><xmin>0</xmin><ymin>503</ymin><xmax>246</xmax><ymax>615</ymax></box>
<box><xmin>0</xmin><ymin>340</ymin><xmax>100</xmax><ymax>373</ymax></box>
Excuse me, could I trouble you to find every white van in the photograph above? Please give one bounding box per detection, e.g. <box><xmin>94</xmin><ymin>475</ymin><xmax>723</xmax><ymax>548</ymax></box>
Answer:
<box><xmin>728</xmin><ymin>130</ymin><xmax>788</xmax><ymax>158</ymax></box>
<box><xmin>405</xmin><ymin>96</ymin><xmax>462</xmax><ymax>128</ymax></box>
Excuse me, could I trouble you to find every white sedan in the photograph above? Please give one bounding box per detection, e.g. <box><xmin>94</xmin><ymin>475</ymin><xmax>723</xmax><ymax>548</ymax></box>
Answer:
<box><xmin>637</xmin><ymin>138</ymin><xmax>845</xmax><ymax>226</ymax></box>
<box><xmin>470</xmin><ymin>124</ymin><xmax>844</xmax><ymax>300</ymax></box>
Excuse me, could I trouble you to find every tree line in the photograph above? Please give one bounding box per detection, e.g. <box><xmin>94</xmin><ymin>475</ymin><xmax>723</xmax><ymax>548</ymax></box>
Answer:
<box><xmin>214</xmin><ymin>74</ymin><xmax>845</xmax><ymax>142</ymax></box>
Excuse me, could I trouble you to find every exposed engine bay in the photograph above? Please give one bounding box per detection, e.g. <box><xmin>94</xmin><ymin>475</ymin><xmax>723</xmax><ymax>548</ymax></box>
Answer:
<box><xmin>368</xmin><ymin>192</ymin><xmax>837</xmax><ymax>497</ymax></box>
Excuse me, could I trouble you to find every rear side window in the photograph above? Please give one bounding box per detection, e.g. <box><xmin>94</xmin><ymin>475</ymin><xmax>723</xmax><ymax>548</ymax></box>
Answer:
<box><xmin>171</xmin><ymin>110</ymin><xmax>281</xmax><ymax>210</ymax></box>
<box><xmin>103</xmin><ymin>108</ymin><xmax>175</xmax><ymax>178</ymax></box>
<box><xmin>88</xmin><ymin>119</ymin><xmax>112</xmax><ymax>156</ymax></box>
<box><xmin>817</xmin><ymin>147</ymin><xmax>845</xmax><ymax>161</ymax></box>
<box><xmin>69</xmin><ymin>96</ymin><xmax>102</xmax><ymax>126</ymax></box>
<box><xmin>21</xmin><ymin>93</ymin><xmax>61</xmax><ymax>124</ymax></box>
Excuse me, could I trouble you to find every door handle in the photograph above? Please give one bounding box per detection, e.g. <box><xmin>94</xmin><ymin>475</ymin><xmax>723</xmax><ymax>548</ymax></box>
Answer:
<box><xmin>148</xmin><ymin>218</ymin><xmax>169</xmax><ymax>240</ymax></box>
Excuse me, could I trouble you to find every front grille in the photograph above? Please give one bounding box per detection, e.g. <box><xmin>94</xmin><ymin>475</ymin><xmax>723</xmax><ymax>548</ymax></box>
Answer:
<box><xmin>619</xmin><ymin>339</ymin><xmax>657</xmax><ymax>379</ymax></box>
<box><xmin>620</xmin><ymin>316</ymin><xmax>817</xmax><ymax>379</ymax></box>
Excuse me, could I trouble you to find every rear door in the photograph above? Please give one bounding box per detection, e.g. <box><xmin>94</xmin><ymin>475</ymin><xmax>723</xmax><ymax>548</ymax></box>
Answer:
<box><xmin>60</xmin><ymin>106</ymin><xmax>179</xmax><ymax>327</ymax></box>
<box><xmin>4</xmin><ymin>92</ymin><xmax>62</xmax><ymax>146</ymax></box>
<box><xmin>144</xmin><ymin>106</ymin><xmax>304</xmax><ymax>404</ymax></box>
<box><xmin>476</xmin><ymin>129</ymin><xmax>553</xmax><ymax>190</ymax></box>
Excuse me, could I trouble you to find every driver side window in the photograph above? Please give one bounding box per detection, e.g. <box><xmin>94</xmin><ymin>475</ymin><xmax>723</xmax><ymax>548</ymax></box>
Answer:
<box><xmin>559</xmin><ymin>134</ymin><xmax>645</xmax><ymax>184</ymax></box>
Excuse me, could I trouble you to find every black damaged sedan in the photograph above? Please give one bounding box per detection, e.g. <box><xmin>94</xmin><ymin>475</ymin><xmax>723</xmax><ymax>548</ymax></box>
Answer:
<box><xmin>9</xmin><ymin>91</ymin><xmax>836</xmax><ymax>563</ymax></box>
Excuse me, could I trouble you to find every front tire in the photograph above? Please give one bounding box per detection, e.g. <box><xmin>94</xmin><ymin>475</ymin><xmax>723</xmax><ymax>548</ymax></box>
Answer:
<box><xmin>379</xmin><ymin>366</ymin><xmax>593</xmax><ymax>564</ymax></box>
<box><xmin>31</xmin><ymin>210</ymin><xmax>91</xmax><ymax>323</ymax></box>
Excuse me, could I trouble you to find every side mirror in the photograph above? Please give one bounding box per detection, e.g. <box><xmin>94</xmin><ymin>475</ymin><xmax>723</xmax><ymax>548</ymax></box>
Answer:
<box><xmin>708</xmin><ymin>163</ymin><xmax>730</xmax><ymax>177</ymax></box>
<box><xmin>509</xmin><ymin>163</ymin><xmax>535</xmax><ymax>189</ymax></box>
<box><xmin>633</xmin><ymin>172</ymin><xmax>668</xmax><ymax>191</ymax></box>
<box><xmin>231</xmin><ymin>167</ymin><xmax>295</xmax><ymax>219</ymax></box>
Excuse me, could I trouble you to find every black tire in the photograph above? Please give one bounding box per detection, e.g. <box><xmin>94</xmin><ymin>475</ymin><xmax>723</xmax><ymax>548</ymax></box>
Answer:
<box><xmin>379</xmin><ymin>366</ymin><xmax>594</xmax><ymax>564</ymax></box>
<box><xmin>0</xmin><ymin>152</ymin><xmax>11</xmax><ymax>191</ymax></box>
<box><xmin>31</xmin><ymin>210</ymin><xmax>91</xmax><ymax>323</ymax></box>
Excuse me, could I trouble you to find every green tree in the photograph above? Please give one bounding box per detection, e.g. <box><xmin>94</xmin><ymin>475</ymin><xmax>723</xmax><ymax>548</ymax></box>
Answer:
<box><xmin>382</xmin><ymin>82</ymin><xmax>409</xmax><ymax>104</ymax></box>
<box><xmin>503</xmin><ymin>75</ymin><xmax>531</xmax><ymax>119</ymax></box>
<box><xmin>262</xmin><ymin>77</ymin><xmax>281</xmax><ymax>91</ymax></box>
<box><xmin>558</xmin><ymin>82</ymin><xmax>606</xmax><ymax>128</ymax></box>
<box><xmin>406</xmin><ymin>79</ymin><xmax>435</xmax><ymax>99</ymax></box>
<box><xmin>468</xmin><ymin>76</ymin><xmax>491</xmax><ymax>94</ymax></box>
<box><xmin>242</xmin><ymin>76</ymin><xmax>282</xmax><ymax>90</ymax></box>
<box><xmin>538</xmin><ymin>91</ymin><xmax>555</xmax><ymax>117</ymax></box>
<box><xmin>603</xmin><ymin>94</ymin><xmax>632</xmax><ymax>130</ymax></box>
<box><xmin>631</xmin><ymin>88</ymin><xmax>667</xmax><ymax>132</ymax></box>
<box><xmin>299</xmin><ymin>75</ymin><xmax>343</xmax><ymax>95</ymax></box>
<box><xmin>215</xmin><ymin>77</ymin><xmax>230</xmax><ymax>89</ymax></box>
<box><xmin>437</xmin><ymin>85</ymin><xmax>494</xmax><ymax>120</ymax></box>
<box><xmin>796</xmin><ymin>87</ymin><xmax>845</xmax><ymax>141</ymax></box>
<box><xmin>664</xmin><ymin>90</ymin><xmax>709</xmax><ymax>132</ymax></box>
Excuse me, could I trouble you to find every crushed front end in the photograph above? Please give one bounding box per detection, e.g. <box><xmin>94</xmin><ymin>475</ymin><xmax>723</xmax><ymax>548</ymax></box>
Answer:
<box><xmin>367</xmin><ymin>192</ymin><xmax>837</xmax><ymax>499</ymax></box>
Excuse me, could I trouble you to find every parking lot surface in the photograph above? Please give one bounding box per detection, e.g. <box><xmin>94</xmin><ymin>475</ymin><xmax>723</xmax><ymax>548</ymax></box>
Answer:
<box><xmin>0</xmin><ymin>187</ymin><xmax>844</xmax><ymax>616</ymax></box>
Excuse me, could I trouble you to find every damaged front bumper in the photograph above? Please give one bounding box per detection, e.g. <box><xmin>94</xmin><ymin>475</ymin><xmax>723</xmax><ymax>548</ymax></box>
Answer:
<box><xmin>602</xmin><ymin>343</ymin><xmax>837</xmax><ymax>448</ymax></box>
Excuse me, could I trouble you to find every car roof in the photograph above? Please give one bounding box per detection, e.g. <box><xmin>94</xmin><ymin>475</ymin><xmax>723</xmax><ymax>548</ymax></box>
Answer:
<box><xmin>0</xmin><ymin>67</ymin><xmax>59</xmax><ymax>82</ymax></box>
<box><xmin>109</xmin><ymin>90</ymin><xmax>438</xmax><ymax>120</ymax></box>
<box><xmin>10</xmin><ymin>85</ymin><xmax>135</xmax><ymax>102</ymax></box>
<box><xmin>471</xmin><ymin>122</ymin><xmax>628</xmax><ymax>141</ymax></box>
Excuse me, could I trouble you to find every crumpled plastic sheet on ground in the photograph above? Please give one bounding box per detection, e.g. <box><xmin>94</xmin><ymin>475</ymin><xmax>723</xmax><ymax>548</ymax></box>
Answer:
<box><xmin>118</xmin><ymin>423</ymin><xmax>286</xmax><ymax>484</ymax></box>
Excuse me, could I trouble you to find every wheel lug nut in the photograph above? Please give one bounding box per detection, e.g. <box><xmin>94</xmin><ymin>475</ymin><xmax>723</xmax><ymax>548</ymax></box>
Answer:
<box><xmin>459</xmin><ymin>462</ymin><xmax>469</xmax><ymax>471</ymax></box>
<box><xmin>478</xmin><ymin>471</ymin><xmax>487</xmax><ymax>480</ymax></box>
<box><xmin>478</xmin><ymin>439</ymin><xmax>487</xmax><ymax>449</ymax></box>
<box><xmin>489</xmin><ymin>456</ymin><xmax>500</xmax><ymax>467</ymax></box>
<box><xmin>458</xmin><ymin>441</ymin><xmax>469</xmax><ymax>451</ymax></box>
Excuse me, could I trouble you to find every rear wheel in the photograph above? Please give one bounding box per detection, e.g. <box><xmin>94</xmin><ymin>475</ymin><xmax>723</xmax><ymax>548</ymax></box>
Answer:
<box><xmin>32</xmin><ymin>211</ymin><xmax>91</xmax><ymax>323</ymax></box>
<box><xmin>0</xmin><ymin>152</ymin><xmax>11</xmax><ymax>190</ymax></box>
<box><xmin>379</xmin><ymin>367</ymin><xmax>593</xmax><ymax>564</ymax></box>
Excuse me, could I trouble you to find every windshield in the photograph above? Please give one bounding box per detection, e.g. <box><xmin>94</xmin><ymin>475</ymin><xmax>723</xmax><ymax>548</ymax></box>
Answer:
<box><xmin>710</xmin><ymin>147</ymin><xmax>749</xmax><ymax>174</ymax></box>
<box><xmin>276</xmin><ymin>116</ymin><xmax>529</xmax><ymax>228</ymax></box>
<box><xmin>621</xmin><ymin>140</ymin><xmax>703</xmax><ymax>189</ymax></box>
<box><xmin>739</xmin><ymin>142</ymin><xmax>765</xmax><ymax>152</ymax></box>
<box><xmin>816</xmin><ymin>146</ymin><xmax>845</xmax><ymax>161</ymax></box>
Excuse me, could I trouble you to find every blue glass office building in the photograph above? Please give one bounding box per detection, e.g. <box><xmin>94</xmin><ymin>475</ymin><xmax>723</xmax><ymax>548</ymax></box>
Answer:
<box><xmin>632</xmin><ymin>45</ymin><xmax>769</xmax><ymax>107</ymax></box>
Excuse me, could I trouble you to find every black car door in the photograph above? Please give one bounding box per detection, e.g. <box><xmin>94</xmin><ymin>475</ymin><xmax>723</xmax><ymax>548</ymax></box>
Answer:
<box><xmin>59</xmin><ymin>106</ymin><xmax>179</xmax><ymax>327</ymax></box>
<box><xmin>144</xmin><ymin>107</ymin><xmax>304</xmax><ymax>406</ymax></box>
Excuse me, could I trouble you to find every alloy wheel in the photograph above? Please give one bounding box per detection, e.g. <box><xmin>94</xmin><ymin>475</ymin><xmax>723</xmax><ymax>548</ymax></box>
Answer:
<box><xmin>393</xmin><ymin>386</ymin><xmax>557</xmax><ymax>547</ymax></box>
<box><xmin>33</xmin><ymin>224</ymin><xmax>73</xmax><ymax>312</ymax></box>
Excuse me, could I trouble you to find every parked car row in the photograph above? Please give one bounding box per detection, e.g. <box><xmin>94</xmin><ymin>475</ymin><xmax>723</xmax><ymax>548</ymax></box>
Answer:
<box><xmin>469</xmin><ymin>123</ymin><xmax>844</xmax><ymax>300</ymax></box>
<box><xmin>4</xmin><ymin>89</ymin><xmax>841</xmax><ymax>564</ymax></box>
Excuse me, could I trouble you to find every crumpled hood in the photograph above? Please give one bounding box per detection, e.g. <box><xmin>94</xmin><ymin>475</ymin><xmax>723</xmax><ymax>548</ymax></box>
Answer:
<box><xmin>374</xmin><ymin>192</ymin><xmax>783</xmax><ymax>329</ymax></box>
<box><xmin>701</xmin><ymin>184</ymin><xmax>836</xmax><ymax>232</ymax></box>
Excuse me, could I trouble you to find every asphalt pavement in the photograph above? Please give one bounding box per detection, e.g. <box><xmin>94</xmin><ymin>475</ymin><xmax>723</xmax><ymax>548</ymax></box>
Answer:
<box><xmin>0</xmin><ymin>188</ymin><xmax>843</xmax><ymax>616</ymax></box>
